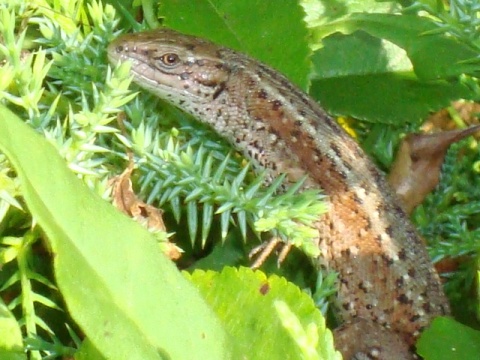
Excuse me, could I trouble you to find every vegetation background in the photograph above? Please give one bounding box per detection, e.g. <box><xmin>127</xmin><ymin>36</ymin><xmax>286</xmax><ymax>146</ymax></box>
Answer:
<box><xmin>0</xmin><ymin>0</ymin><xmax>480</xmax><ymax>359</ymax></box>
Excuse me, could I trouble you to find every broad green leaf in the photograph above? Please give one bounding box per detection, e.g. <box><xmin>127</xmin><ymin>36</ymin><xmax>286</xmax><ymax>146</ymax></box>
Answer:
<box><xmin>313</xmin><ymin>13</ymin><xmax>480</xmax><ymax>80</ymax></box>
<box><xmin>0</xmin><ymin>105</ymin><xmax>227</xmax><ymax>360</ymax></box>
<box><xmin>302</xmin><ymin>0</ymin><xmax>401</xmax><ymax>27</ymax></box>
<box><xmin>158</xmin><ymin>0</ymin><xmax>311</xmax><ymax>90</ymax></box>
<box><xmin>310</xmin><ymin>30</ymin><xmax>473</xmax><ymax>122</ymax></box>
<box><xmin>417</xmin><ymin>317</ymin><xmax>480</xmax><ymax>360</ymax></box>
<box><xmin>187</xmin><ymin>267</ymin><xmax>341</xmax><ymax>360</ymax></box>
<box><xmin>75</xmin><ymin>338</ymin><xmax>106</xmax><ymax>360</ymax></box>
<box><xmin>0</xmin><ymin>297</ymin><xmax>26</xmax><ymax>360</ymax></box>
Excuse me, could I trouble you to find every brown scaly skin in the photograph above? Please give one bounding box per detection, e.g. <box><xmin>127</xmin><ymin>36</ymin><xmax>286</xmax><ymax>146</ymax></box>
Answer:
<box><xmin>108</xmin><ymin>29</ymin><xmax>450</xmax><ymax>359</ymax></box>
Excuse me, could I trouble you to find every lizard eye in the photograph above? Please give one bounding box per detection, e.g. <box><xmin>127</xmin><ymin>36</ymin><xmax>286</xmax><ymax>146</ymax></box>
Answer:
<box><xmin>160</xmin><ymin>53</ymin><xmax>180</xmax><ymax>66</ymax></box>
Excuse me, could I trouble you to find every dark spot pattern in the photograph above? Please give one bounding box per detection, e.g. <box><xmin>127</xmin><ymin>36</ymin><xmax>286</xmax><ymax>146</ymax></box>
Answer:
<box><xmin>259</xmin><ymin>283</ymin><xmax>270</xmax><ymax>295</ymax></box>
<box><xmin>397</xmin><ymin>294</ymin><xmax>412</xmax><ymax>305</ymax></box>
<box><xmin>385</xmin><ymin>226</ymin><xmax>394</xmax><ymax>237</ymax></box>
<box><xmin>331</xmin><ymin>143</ymin><xmax>342</xmax><ymax>159</ymax></box>
<box><xmin>382</xmin><ymin>254</ymin><xmax>394</xmax><ymax>267</ymax></box>
<box><xmin>352</xmin><ymin>192</ymin><xmax>364</xmax><ymax>205</ymax></box>
<box><xmin>398</xmin><ymin>249</ymin><xmax>407</xmax><ymax>261</ymax></box>
<box><xmin>422</xmin><ymin>302</ymin><xmax>431</xmax><ymax>313</ymax></box>
<box><xmin>272</xmin><ymin>99</ymin><xmax>282</xmax><ymax>111</ymax></box>
<box><xmin>291</xmin><ymin>129</ymin><xmax>301</xmax><ymax>138</ymax></box>
<box><xmin>212</xmin><ymin>82</ymin><xmax>226</xmax><ymax>100</ymax></box>
<box><xmin>258</xmin><ymin>89</ymin><xmax>268</xmax><ymax>99</ymax></box>
<box><xmin>410</xmin><ymin>315</ymin><xmax>420</xmax><ymax>322</ymax></box>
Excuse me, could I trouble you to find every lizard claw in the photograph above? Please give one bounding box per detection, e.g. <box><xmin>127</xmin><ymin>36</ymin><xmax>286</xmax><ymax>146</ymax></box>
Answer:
<box><xmin>249</xmin><ymin>237</ymin><xmax>292</xmax><ymax>269</ymax></box>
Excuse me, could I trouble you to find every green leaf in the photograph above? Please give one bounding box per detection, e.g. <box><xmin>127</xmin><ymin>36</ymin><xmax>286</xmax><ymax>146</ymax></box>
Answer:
<box><xmin>417</xmin><ymin>317</ymin><xmax>480</xmax><ymax>360</ymax></box>
<box><xmin>186</xmin><ymin>267</ymin><xmax>342</xmax><ymax>360</ymax></box>
<box><xmin>302</xmin><ymin>0</ymin><xmax>401</xmax><ymax>27</ymax></box>
<box><xmin>347</xmin><ymin>13</ymin><xmax>480</xmax><ymax>80</ymax></box>
<box><xmin>0</xmin><ymin>105</ymin><xmax>227</xmax><ymax>360</ymax></box>
<box><xmin>158</xmin><ymin>0</ymin><xmax>311</xmax><ymax>89</ymax></box>
<box><xmin>310</xmin><ymin>31</ymin><xmax>472</xmax><ymax>124</ymax></box>
<box><xmin>313</xmin><ymin>13</ymin><xmax>480</xmax><ymax>78</ymax></box>
<box><xmin>0</xmin><ymin>297</ymin><xmax>26</xmax><ymax>360</ymax></box>
<box><xmin>75</xmin><ymin>338</ymin><xmax>106</xmax><ymax>360</ymax></box>
<box><xmin>310</xmin><ymin>13</ymin><xmax>478</xmax><ymax>122</ymax></box>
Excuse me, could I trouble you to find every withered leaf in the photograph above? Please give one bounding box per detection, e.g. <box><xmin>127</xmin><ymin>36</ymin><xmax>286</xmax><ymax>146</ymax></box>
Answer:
<box><xmin>388</xmin><ymin>125</ymin><xmax>480</xmax><ymax>214</ymax></box>
<box><xmin>110</xmin><ymin>163</ymin><xmax>181</xmax><ymax>260</ymax></box>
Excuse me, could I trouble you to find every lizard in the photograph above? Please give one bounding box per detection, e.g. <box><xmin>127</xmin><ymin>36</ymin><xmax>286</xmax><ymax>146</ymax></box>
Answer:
<box><xmin>107</xmin><ymin>28</ymin><xmax>450</xmax><ymax>359</ymax></box>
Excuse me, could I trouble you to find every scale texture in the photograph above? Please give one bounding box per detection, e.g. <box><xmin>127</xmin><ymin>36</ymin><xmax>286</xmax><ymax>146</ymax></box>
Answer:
<box><xmin>108</xmin><ymin>29</ymin><xmax>450</xmax><ymax>359</ymax></box>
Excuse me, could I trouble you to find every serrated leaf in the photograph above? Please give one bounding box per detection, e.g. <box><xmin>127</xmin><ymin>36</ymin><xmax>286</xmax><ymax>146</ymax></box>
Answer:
<box><xmin>186</xmin><ymin>267</ymin><xmax>341</xmax><ymax>360</ymax></box>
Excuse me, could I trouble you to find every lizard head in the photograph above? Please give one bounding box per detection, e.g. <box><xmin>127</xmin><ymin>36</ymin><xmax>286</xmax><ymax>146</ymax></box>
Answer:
<box><xmin>108</xmin><ymin>28</ymin><xmax>231</xmax><ymax>108</ymax></box>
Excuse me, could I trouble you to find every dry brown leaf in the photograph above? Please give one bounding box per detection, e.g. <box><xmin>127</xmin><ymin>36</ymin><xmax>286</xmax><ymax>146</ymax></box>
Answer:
<box><xmin>434</xmin><ymin>255</ymin><xmax>471</xmax><ymax>275</ymax></box>
<box><xmin>111</xmin><ymin>165</ymin><xmax>166</xmax><ymax>231</ymax></box>
<box><xmin>110</xmin><ymin>162</ymin><xmax>181</xmax><ymax>260</ymax></box>
<box><xmin>388</xmin><ymin>125</ymin><xmax>480</xmax><ymax>214</ymax></box>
